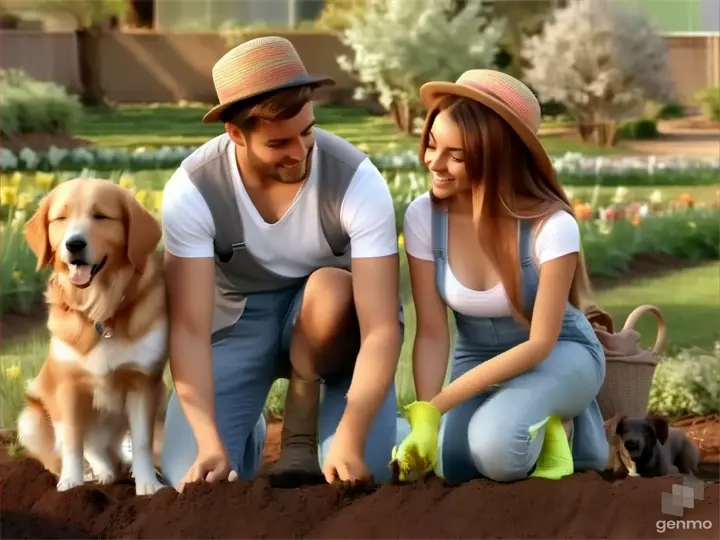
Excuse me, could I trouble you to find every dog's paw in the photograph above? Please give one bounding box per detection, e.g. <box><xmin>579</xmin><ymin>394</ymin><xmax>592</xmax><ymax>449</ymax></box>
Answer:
<box><xmin>57</xmin><ymin>475</ymin><xmax>84</xmax><ymax>492</ymax></box>
<box><xmin>135</xmin><ymin>479</ymin><xmax>165</xmax><ymax>496</ymax></box>
<box><xmin>95</xmin><ymin>470</ymin><xmax>117</xmax><ymax>485</ymax></box>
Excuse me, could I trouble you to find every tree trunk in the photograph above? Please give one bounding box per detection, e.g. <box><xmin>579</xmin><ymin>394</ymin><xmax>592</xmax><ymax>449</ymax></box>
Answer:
<box><xmin>75</xmin><ymin>25</ymin><xmax>106</xmax><ymax>107</ymax></box>
<box><xmin>594</xmin><ymin>121</ymin><xmax>619</xmax><ymax>147</ymax></box>
<box><xmin>578</xmin><ymin>123</ymin><xmax>595</xmax><ymax>142</ymax></box>
<box><xmin>389</xmin><ymin>99</ymin><xmax>411</xmax><ymax>134</ymax></box>
<box><xmin>402</xmin><ymin>101</ymin><xmax>413</xmax><ymax>136</ymax></box>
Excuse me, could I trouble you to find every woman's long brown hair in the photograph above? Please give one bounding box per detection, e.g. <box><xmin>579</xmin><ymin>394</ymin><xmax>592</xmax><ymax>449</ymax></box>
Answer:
<box><xmin>419</xmin><ymin>94</ymin><xmax>594</xmax><ymax>326</ymax></box>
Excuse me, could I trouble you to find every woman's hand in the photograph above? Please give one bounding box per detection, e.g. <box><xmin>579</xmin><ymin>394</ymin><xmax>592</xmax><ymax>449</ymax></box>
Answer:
<box><xmin>390</xmin><ymin>401</ymin><xmax>442</xmax><ymax>482</ymax></box>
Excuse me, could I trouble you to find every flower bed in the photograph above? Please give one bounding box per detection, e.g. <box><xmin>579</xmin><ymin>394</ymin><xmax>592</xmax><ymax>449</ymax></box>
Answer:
<box><xmin>1</xmin><ymin>145</ymin><xmax>718</xmax><ymax>186</ymax></box>
<box><xmin>2</xmin><ymin>171</ymin><xmax>718</xmax><ymax>319</ymax></box>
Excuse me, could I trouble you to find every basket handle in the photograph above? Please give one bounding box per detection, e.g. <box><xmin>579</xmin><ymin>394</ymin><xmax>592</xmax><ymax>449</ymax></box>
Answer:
<box><xmin>622</xmin><ymin>304</ymin><xmax>667</xmax><ymax>355</ymax></box>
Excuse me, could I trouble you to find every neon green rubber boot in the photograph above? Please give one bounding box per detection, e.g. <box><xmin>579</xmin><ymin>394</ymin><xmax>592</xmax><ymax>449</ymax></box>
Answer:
<box><xmin>529</xmin><ymin>415</ymin><xmax>574</xmax><ymax>480</ymax></box>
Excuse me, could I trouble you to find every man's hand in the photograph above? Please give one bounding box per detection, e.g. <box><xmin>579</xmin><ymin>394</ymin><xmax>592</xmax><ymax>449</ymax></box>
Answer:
<box><xmin>178</xmin><ymin>439</ymin><xmax>238</xmax><ymax>493</ymax></box>
<box><xmin>339</xmin><ymin>254</ymin><xmax>402</xmax><ymax>448</ymax></box>
<box><xmin>322</xmin><ymin>427</ymin><xmax>373</xmax><ymax>484</ymax></box>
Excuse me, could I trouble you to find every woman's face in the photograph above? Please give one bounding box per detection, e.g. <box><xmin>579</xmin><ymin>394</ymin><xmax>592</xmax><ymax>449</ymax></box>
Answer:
<box><xmin>423</xmin><ymin>109</ymin><xmax>472</xmax><ymax>200</ymax></box>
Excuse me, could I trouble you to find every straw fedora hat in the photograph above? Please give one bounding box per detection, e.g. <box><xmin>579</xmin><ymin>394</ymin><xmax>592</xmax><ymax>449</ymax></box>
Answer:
<box><xmin>419</xmin><ymin>70</ymin><xmax>554</xmax><ymax>180</ymax></box>
<box><xmin>202</xmin><ymin>36</ymin><xmax>334</xmax><ymax>124</ymax></box>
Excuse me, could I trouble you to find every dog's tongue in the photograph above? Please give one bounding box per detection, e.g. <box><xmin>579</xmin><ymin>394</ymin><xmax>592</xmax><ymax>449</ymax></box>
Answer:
<box><xmin>69</xmin><ymin>264</ymin><xmax>92</xmax><ymax>285</ymax></box>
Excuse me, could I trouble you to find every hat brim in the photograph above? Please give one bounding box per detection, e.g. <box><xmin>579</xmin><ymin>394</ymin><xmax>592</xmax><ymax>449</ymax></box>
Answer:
<box><xmin>202</xmin><ymin>75</ymin><xmax>335</xmax><ymax>124</ymax></box>
<box><xmin>419</xmin><ymin>81</ymin><xmax>554</xmax><ymax>181</ymax></box>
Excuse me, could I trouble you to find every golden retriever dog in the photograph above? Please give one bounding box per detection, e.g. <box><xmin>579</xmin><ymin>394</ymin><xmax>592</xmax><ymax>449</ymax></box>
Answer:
<box><xmin>17</xmin><ymin>177</ymin><xmax>168</xmax><ymax>496</ymax></box>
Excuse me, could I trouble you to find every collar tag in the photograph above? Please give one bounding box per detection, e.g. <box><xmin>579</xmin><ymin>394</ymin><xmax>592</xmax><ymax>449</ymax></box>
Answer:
<box><xmin>95</xmin><ymin>321</ymin><xmax>113</xmax><ymax>339</ymax></box>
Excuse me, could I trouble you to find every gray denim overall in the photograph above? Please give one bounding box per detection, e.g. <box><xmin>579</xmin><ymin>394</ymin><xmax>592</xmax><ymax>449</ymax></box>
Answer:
<box><xmin>410</xmin><ymin>202</ymin><xmax>608</xmax><ymax>483</ymax></box>
<box><xmin>161</xmin><ymin>129</ymin><xmax>401</xmax><ymax>487</ymax></box>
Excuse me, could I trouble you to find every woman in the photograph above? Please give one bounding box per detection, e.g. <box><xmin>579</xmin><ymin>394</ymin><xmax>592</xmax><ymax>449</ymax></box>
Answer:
<box><xmin>392</xmin><ymin>70</ymin><xmax>609</xmax><ymax>484</ymax></box>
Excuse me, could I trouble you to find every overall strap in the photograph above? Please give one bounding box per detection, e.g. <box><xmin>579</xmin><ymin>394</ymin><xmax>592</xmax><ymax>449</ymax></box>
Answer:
<box><xmin>517</xmin><ymin>218</ymin><xmax>536</xmax><ymax>318</ymax></box>
<box><xmin>314</xmin><ymin>128</ymin><xmax>368</xmax><ymax>260</ymax></box>
<box><xmin>431</xmin><ymin>201</ymin><xmax>448</xmax><ymax>300</ymax></box>
<box><xmin>517</xmin><ymin>218</ymin><xmax>534</xmax><ymax>265</ymax></box>
<box><xmin>183</xmin><ymin>134</ymin><xmax>246</xmax><ymax>256</ymax></box>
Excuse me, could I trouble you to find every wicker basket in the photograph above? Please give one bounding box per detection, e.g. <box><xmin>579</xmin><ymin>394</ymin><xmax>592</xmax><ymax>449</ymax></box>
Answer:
<box><xmin>593</xmin><ymin>304</ymin><xmax>667</xmax><ymax>420</ymax></box>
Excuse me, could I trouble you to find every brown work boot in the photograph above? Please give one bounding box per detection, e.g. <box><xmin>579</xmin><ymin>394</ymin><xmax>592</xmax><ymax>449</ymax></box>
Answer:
<box><xmin>266</xmin><ymin>372</ymin><xmax>326</xmax><ymax>488</ymax></box>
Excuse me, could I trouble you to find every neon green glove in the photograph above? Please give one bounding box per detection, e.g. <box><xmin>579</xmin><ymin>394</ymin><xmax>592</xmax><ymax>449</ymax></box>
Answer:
<box><xmin>390</xmin><ymin>401</ymin><xmax>441</xmax><ymax>482</ymax></box>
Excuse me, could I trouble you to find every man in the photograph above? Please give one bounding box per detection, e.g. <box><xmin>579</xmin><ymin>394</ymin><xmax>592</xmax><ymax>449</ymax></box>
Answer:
<box><xmin>159</xmin><ymin>36</ymin><xmax>403</xmax><ymax>491</ymax></box>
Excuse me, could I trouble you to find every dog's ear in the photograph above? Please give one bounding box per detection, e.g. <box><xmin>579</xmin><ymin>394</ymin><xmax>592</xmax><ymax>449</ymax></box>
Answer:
<box><xmin>613</xmin><ymin>414</ymin><xmax>628</xmax><ymax>435</ymax></box>
<box><xmin>24</xmin><ymin>194</ymin><xmax>53</xmax><ymax>270</ymax></box>
<box><xmin>122</xmin><ymin>191</ymin><xmax>161</xmax><ymax>272</ymax></box>
<box><xmin>646</xmin><ymin>414</ymin><xmax>670</xmax><ymax>445</ymax></box>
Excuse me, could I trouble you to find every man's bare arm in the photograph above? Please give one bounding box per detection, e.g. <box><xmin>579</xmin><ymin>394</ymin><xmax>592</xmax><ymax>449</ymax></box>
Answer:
<box><xmin>338</xmin><ymin>253</ymin><xmax>402</xmax><ymax>448</ymax></box>
<box><xmin>165</xmin><ymin>252</ymin><xmax>222</xmax><ymax>449</ymax></box>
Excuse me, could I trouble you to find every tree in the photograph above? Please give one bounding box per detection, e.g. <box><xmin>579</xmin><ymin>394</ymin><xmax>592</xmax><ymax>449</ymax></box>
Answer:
<box><xmin>521</xmin><ymin>0</ymin><xmax>673</xmax><ymax>146</ymax></box>
<box><xmin>337</xmin><ymin>0</ymin><xmax>505</xmax><ymax>134</ymax></box>
<box><xmin>314</xmin><ymin>0</ymin><xmax>379</xmax><ymax>31</ymax></box>
<box><xmin>36</xmin><ymin>0</ymin><xmax>128</xmax><ymax>106</ymax></box>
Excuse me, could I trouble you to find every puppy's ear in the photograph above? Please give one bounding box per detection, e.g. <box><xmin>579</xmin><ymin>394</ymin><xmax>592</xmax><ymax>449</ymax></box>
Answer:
<box><xmin>122</xmin><ymin>191</ymin><xmax>161</xmax><ymax>272</ymax></box>
<box><xmin>646</xmin><ymin>414</ymin><xmax>670</xmax><ymax>445</ymax></box>
<box><xmin>24</xmin><ymin>194</ymin><xmax>53</xmax><ymax>270</ymax></box>
<box><xmin>613</xmin><ymin>414</ymin><xmax>628</xmax><ymax>435</ymax></box>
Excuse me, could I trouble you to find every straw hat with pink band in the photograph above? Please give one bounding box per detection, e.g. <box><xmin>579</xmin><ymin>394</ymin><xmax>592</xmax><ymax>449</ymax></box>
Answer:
<box><xmin>419</xmin><ymin>70</ymin><xmax>554</xmax><ymax>181</ymax></box>
<box><xmin>202</xmin><ymin>36</ymin><xmax>335</xmax><ymax>124</ymax></box>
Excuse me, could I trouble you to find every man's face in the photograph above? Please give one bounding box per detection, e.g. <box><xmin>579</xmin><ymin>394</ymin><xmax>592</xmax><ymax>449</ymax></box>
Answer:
<box><xmin>230</xmin><ymin>102</ymin><xmax>316</xmax><ymax>184</ymax></box>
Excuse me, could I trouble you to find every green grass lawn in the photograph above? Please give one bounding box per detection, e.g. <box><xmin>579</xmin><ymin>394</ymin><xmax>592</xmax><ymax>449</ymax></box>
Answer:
<box><xmin>592</xmin><ymin>262</ymin><xmax>720</xmax><ymax>353</ymax></box>
<box><xmin>75</xmin><ymin>103</ymin><xmax>625</xmax><ymax>156</ymax></box>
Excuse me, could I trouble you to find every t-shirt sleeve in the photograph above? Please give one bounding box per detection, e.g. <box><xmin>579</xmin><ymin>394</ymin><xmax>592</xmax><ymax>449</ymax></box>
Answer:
<box><xmin>340</xmin><ymin>158</ymin><xmax>399</xmax><ymax>259</ymax></box>
<box><xmin>534</xmin><ymin>210</ymin><xmax>581</xmax><ymax>264</ymax></box>
<box><xmin>160</xmin><ymin>167</ymin><xmax>216</xmax><ymax>258</ymax></box>
<box><xmin>402</xmin><ymin>193</ymin><xmax>434</xmax><ymax>261</ymax></box>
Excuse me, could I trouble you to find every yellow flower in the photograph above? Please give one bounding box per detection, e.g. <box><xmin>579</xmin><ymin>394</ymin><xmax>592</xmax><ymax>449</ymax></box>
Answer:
<box><xmin>34</xmin><ymin>172</ymin><xmax>54</xmax><ymax>191</ymax></box>
<box><xmin>17</xmin><ymin>192</ymin><xmax>34</xmax><ymax>210</ymax></box>
<box><xmin>12</xmin><ymin>270</ymin><xmax>22</xmax><ymax>281</ymax></box>
<box><xmin>1</xmin><ymin>185</ymin><xmax>18</xmax><ymax>206</ymax></box>
<box><xmin>135</xmin><ymin>189</ymin><xmax>149</xmax><ymax>206</ymax></box>
<box><xmin>5</xmin><ymin>365</ymin><xmax>21</xmax><ymax>379</ymax></box>
<box><xmin>10</xmin><ymin>172</ymin><xmax>23</xmax><ymax>186</ymax></box>
<box><xmin>649</xmin><ymin>190</ymin><xmax>662</xmax><ymax>204</ymax></box>
<box><xmin>119</xmin><ymin>174</ymin><xmax>135</xmax><ymax>190</ymax></box>
<box><xmin>151</xmin><ymin>190</ymin><xmax>163</xmax><ymax>212</ymax></box>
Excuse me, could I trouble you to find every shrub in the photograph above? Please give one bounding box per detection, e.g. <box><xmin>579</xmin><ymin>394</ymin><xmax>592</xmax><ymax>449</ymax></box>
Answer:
<box><xmin>617</xmin><ymin>118</ymin><xmax>658</xmax><ymax>140</ymax></box>
<box><xmin>695</xmin><ymin>86</ymin><xmax>720</xmax><ymax>123</ymax></box>
<box><xmin>521</xmin><ymin>0</ymin><xmax>673</xmax><ymax>147</ymax></box>
<box><xmin>648</xmin><ymin>343</ymin><xmax>720</xmax><ymax>417</ymax></box>
<box><xmin>0</xmin><ymin>69</ymin><xmax>82</xmax><ymax>138</ymax></box>
<box><xmin>658</xmin><ymin>102</ymin><xmax>685</xmax><ymax>119</ymax></box>
<box><xmin>337</xmin><ymin>0</ymin><xmax>505</xmax><ymax>134</ymax></box>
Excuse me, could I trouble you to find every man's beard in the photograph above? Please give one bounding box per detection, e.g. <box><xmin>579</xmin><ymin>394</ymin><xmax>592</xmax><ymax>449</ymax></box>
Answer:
<box><xmin>248</xmin><ymin>146</ymin><xmax>313</xmax><ymax>184</ymax></box>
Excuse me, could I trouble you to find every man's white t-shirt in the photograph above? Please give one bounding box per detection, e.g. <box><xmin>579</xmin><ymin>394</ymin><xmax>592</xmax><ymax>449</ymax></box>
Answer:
<box><xmin>161</xmin><ymin>139</ymin><xmax>398</xmax><ymax>278</ymax></box>
<box><xmin>403</xmin><ymin>192</ymin><xmax>580</xmax><ymax>318</ymax></box>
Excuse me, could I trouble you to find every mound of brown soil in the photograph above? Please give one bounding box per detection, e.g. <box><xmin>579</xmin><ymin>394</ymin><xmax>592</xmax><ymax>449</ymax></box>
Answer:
<box><xmin>1</xmin><ymin>456</ymin><xmax>718</xmax><ymax>539</ymax></box>
<box><xmin>0</xmin><ymin>133</ymin><xmax>92</xmax><ymax>152</ymax></box>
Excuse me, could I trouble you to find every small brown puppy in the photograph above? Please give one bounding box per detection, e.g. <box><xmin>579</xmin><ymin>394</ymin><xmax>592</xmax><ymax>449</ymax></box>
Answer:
<box><xmin>615</xmin><ymin>414</ymin><xmax>700</xmax><ymax>477</ymax></box>
<box><xmin>17</xmin><ymin>178</ymin><xmax>168</xmax><ymax>496</ymax></box>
